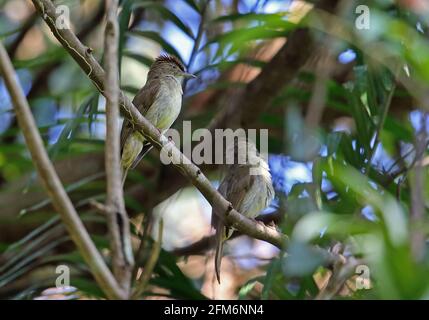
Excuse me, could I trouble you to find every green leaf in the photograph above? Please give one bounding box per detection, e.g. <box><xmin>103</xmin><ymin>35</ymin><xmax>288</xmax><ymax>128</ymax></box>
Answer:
<box><xmin>183</xmin><ymin>0</ymin><xmax>200</xmax><ymax>14</ymax></box>
<box><xmin>0</xmin><ymin>236</ymin><xmax>69</xmax><ymax>288</ymax></box>
<box><xmin>20</xmin><ymin>172</ymin><xmax>105</xmax><ymax>216</ymax></box>
<box><xmin>87</xmin><ymin>94</ymin><xmax>99</xmax><ymax>135</ymax></box>
<box><xmin>128</xmin><ymin>30</ymin><xmax>183</xmax><ymax>61</ymax></box>
<box><xmin>71</xmin><ymin>277</ymin><xmax>105</xmax><ymax>298</ymax></box>
<box><xmin>262</xmin><ymin>258</ymin><xmax>281</xmax><ymax>299</ymax></box>
<box><xmin>5</xmin><ymin>216</ymin><xmax>60</xmax><ymax>252</ymax></box>
<box><xmin>123</xmin><ymin>50</ymin><xmax>154</xmax><ymax>67</ymax></box>
<box><xmin>346</xmin><ymin>82</ymin><xmax>373</xmax><ymax>159</ymax></box>
<box><xmin>204</xmin><ymin>26</ymin><xmax>291</xmax><ymax>57</ymax></box>
<box><xmin>1</xmin><ymin>223</ymin><xmax>63</xmax><ymax>274</ymax></box>
<box><xmin>121</xmin><ymin>85</ymin><xmax>139</xmax><ymax>95</ymax></box>
<box><xmin>213</xmin><ymin>12</ymin><xmax>291</xmax><ymax>29</ymax></box>
<box><xmin>194</xmin><ymin>57</ymin><xmax>266</xmax><ymax>75</ymax></box>
<box><xmin>135</xmin><ymin>2</ymin><xmax>195</xmax><ymax>39</ymax></box>
<box><xmin>152</xmin><ymin>249</ymin><xmax>207</xmax><ymax>299</ymax></box>
<box><xmin>13</xmin><ymin>49</ymin><xmax>65</xmax><ymax>69</ymax></box>
<box><xmin>238</xmin><ymin>277</ymin><xmax>263</xmax><ymax>299</ymax></box>
<box><xmin>48</xmin><ymin>94</ymin><xmax>97</xmax><ymax>160</ymax></box>
<box><xmin>384</xmin><ymin>115</ymin><xmax>413</xmax><ymax>142</ymax></box>
<box><xmin>281</xmin><ymin>242</ymin><xmax>327</xmax><ymax>277</ymax></box>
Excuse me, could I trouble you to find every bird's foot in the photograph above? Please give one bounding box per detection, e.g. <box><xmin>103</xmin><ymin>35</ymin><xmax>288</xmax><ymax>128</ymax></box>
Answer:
<box><xmin>167</xmin><ymin>135</ymin><xmax>175</xmax><ymax>145</ymax></box>
<box><xmin>255</xmin><ymin>219</ymin><xmax>276</xmax><ymax>230</ymax></box>
<box><xmin>267</xmin><ymin>220</ymin><xmax>276</xmax><ymax>228</ymax></box>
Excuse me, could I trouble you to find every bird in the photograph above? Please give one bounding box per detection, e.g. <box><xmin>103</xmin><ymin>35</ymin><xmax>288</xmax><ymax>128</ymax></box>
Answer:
<box><xmin>120</xmin><ymin>54</ymin><xmax>195</xmax><ymax>184</ymax></box>
<box><xmin>211</xmin><ymin>138</ymin><xmax>274</xmax><ymax>283</ymax></box>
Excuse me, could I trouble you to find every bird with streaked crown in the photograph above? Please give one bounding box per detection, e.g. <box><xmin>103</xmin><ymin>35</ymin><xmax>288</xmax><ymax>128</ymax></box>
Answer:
<box><xmin>120</xmin><ymin>54</ymin><xmax>195</xmax><ymax>184</ymax></box>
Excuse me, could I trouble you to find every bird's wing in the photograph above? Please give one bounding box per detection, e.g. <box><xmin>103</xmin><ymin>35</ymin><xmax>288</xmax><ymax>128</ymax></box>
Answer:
<box><xmin>211</xmin><ymin>177</ymin><xmax>229</xmax><ymax>229</ymax></box>
<box><xmin>120</xmin><ymin>81</ymin><xmax>160</xmax><ymax>154</ymax></box>
<box><xmin>211</xmin><ymin>166</ymin><xmax>253</xmax><ymax>229</ymax></box>
<box><xmin>130</xmin><ymin>144</ymin><xmax>153</xmax><ymax>169</ymax></box>
<box><xmin>225</xmin><ymin>166</ymin><xmax>253</xmax><ymax>213</ymax></box>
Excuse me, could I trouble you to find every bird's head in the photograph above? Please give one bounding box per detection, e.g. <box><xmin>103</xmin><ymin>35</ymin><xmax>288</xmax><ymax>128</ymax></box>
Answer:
<box><xmin>148</xmin><ymin>54</ymin><xmax>196</xmax><ymax>81</ymax></box>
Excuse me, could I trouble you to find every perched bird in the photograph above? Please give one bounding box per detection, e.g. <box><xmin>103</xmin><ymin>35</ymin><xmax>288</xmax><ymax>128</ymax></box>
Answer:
<box><xmin>120</xmin><ymin>54</ymin><xmax>195</xmax><ymax>184</ymax></box>
<box><xmin>211</xmin><ymin>138</ymin><xmax>274</xmax><ymax>283</ymax></box>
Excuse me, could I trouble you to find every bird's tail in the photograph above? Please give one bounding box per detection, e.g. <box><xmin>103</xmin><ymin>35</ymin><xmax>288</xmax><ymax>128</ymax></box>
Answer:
<box><xmin>121</xmin><ymin>166</ymin><xmax>129</xmax><ymax>187</ymax></box>
<box><xmin>214</xmin><ymin>232</ymin><xmax>223</xmax><ymax>284</ymax></box>
<box><xmin>121</xmin><ymin>134</ymin><xmax>145</xmax><ymax>187</ymax></box>
<box><xmin>214</xmin><ymin>218</ymin><xmax>229</xmax><ymax>284</ymax></box>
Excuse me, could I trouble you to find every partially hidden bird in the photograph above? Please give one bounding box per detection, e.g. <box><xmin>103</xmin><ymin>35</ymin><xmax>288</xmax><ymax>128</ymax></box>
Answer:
<box><xmin>120</xmin><ymin>54</ymin><xmax>195</xmax><ymax>184</ymax></box>
<box><xmin>211</xmin><ymin>138</ymin><xmax>275</xmax><ymax>283</ymax></box>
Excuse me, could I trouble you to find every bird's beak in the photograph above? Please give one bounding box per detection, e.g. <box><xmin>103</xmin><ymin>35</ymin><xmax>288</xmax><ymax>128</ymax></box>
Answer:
<box><xmin>182</xmin><ymin>72</ymin><xmax>196</xmax><ymax>78</ymax></box>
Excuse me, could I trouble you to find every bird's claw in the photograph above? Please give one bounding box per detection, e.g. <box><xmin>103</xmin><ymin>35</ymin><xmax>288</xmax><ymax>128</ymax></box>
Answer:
<box><xmin>168</xmin><ymin>136</ymin><xmax>175</xmax><ymax>145</ymax></box>
<box><xmin>267</xmin><ymin>221</ymin><xmax>276</xmax><ymax>228</ymax></box>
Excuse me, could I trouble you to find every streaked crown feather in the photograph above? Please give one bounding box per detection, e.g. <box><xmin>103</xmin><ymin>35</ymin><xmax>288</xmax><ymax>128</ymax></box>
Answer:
<box><xmin>154</xmin><ymin>54</ymin><xmax>185</xmax><ymax>71</ymax></box>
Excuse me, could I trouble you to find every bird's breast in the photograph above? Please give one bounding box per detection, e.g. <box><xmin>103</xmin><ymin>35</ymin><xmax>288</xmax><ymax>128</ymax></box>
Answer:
<box><xmin>146</xmin><ymin>83</ymin><xmax>182</xmax><ymax>131</ymax></box>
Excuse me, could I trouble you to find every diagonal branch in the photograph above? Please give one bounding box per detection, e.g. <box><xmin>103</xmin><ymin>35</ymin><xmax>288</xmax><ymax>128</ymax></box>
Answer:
<box><xmin>171</xmin><ymin>211</ymin><xmax>283</xmax><ymax>256</ymax></box>
<box><xmin>0</xmin><ymin>42</ymin><xmax>124</xmax><ymax>300</ymax></box>
<box><xmin>31</xmin><ymin>0</ymin><xmax>287</xmax><ymax>250</ymax></box>
<box><xmin>104</xmin><ymin>0</ymin><xmax>134</xmax><ymax>295</ymax></box>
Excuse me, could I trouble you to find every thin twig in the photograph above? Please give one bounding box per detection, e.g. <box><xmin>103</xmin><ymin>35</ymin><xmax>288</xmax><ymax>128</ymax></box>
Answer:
<box><xmin>104</xmin><ymin>0</ymin><xmax>134</xmax><ymax>295</ymax></box>
<box><xmin>365</xmin><ymin>72</ymin><xmax>398</xmax><ymax>175</ymax></box>
<box><xmin>315</xmin><ymin>243</ymin><xmax>360</xmax><ymax>300</ymax></box>
<box><xmin>0</xmin><ymin>41</ymin><xmax>124</xmax><ymax>300</ymax></box>
<box><xmin>132</xmin><ymin>219</ymin><xmax>163</xmax><ymax>299</ymax></box>
<box><xmin>315</xmin><ymin>257</ymin><xmax>361</xmax><ymax>300</ymax></box>
<box><xmin>182</xmin><ymin>0</ymin><xmax>209</xmax><ymax>92</ymax></box>
<box><xmin>383</xmin><ymin>140</ymin><xmax>429</xmax><ymax>187</ymax></box>
<box><xmin>89</xmin><ymin>199</ymin><xmax>108</xmax><ymax>215</ymax></box>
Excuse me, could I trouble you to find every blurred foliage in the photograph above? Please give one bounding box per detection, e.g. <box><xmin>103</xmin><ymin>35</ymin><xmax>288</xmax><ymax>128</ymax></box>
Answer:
<box><xmin>1</xmin><ymin>0</ymin><xmax>429</xmax><ymax>300</ymax></box>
